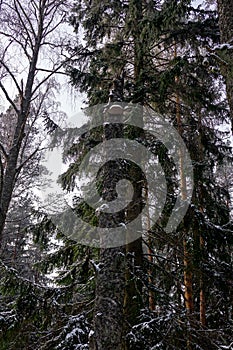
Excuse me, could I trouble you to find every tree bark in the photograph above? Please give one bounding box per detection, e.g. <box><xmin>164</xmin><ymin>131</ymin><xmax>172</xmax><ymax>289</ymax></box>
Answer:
<box><xmin>197</xmin><ymin>114</ymin><xmax>206</xmax><ymax>327</ymax></box>
<box><xmin>199</xmin><ymin>235</ymin><xmax>206</xmax><ymax>327</ymax></box>
<box><xmin>90</xmin><ymin>108</ymin><xmax>127</xmax><ymax>350</ymax></box>
<box><xmin>183</xmin><ymin>239</ymin><xmax>194</xmax><ymax>314</ymax></box>
<box><xmin>175</xmin><ymin>45</ymin><xmax>194</xmax><ymax>316</ymax></box>
<box><xmin>124</xmin><ymin>238</ymin><xmax>143</xmax><ymax>325</ymax></box>
<box><xmin>123</xmin><ymin>0</ymin><xmax>144</xmax><ymax>332</ymax></box>
<box><xmin>175</xmin><ymin>56</ymin><xmax>194</xmax><ymax>350</ymax></box>
<box><xmin>90</xmin><ymin>247</ymin><xmax>126</xmax><ymax>350</ymax></box>
<box><xmin>146</xmin><ymin>204</ymin><xmax>155</xmax><ymax>311</ymax></box>
<box><xmin>217</xmin><ymin>0</ymin><xmax>233</xmax><ymax>133</ymax></box>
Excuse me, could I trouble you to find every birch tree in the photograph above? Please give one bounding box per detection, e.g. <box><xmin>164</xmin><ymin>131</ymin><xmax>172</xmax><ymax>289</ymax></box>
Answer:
<box><xmin>0</xmin><ymin>0</ymin><xmax>71</xmax><ymax>243</ymax></box>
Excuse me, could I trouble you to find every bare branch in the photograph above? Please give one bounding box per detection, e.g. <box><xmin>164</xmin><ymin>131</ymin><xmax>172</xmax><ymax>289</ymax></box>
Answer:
<box><xmin>44</xmin><ymin>1</ymin><xmax>64</xmax><ymax>17</ymax></box>
<box><xmin>36</xmin><ymin>67</ymin><xmax>68</xmax><ymax>76</ymax></box>
<box><xmin>16</xmin><ymin>146</ymin><xmax>41</xmax><ymax>174</ymax></box>
<box><xmin>43</xmin><ymin>16</ymin><xmax>65</xmax><ymax>38</ymax></box>
<box><xmin>0</xmin><ymin>82</ymin><xmax>19</xmax><ymax>114</ymax></box>
<box><xmin>0</xmin><ymin>31</ymin><xmax>32</xmax><ymax>59</ymax></box>
<box><xmin>31</xmin><ymin>0</ymin><xmax>39</xmax><ymax>21</ymax></box>
<box><xmin>10</xmin><ymin>2</ymin><xmax>34</xmax><ymax>51</ymax></box>
<box><xmin>14</xmin><ymin>0</ymin><xmax>36</xmax><ymax>39</ymax></box>
<box><xmin>0</xmin><ymin>39</ymin><xmax>14</xmax><ymax>62</ymax></box>
<box><xmin>0</xmin><ymin>153</ymin><xmax>4</xmax><ymax>197</ymax></box>
<box><xmin>32</xmin><ymin>60</ymin><xmax>68</xmax><ymax>96</ymax></box>
<box><xmin>18</xmin><ymin>116</ymin><xmax>38</xmax><ymax>166</ymax></box>
<box><xmin>32</xmin><ymin>84</ymin><xmax>50</xmax><ymax>116</ymax></box>
<box><xmin>0</xmin><ymin>60</ymin><xmax>22</xmax><ymax>95</ymax></box>
<box><xmin>0</xmin><ymin>143</ymin><xmax>8</xmax><ymax>160</ymax></box>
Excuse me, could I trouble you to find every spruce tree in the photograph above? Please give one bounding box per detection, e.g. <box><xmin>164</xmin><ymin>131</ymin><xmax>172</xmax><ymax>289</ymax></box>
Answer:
<box><xmin>67</xmin><ymin>0</ymin><xmax>233</xmax><ymax>349</ymax></box>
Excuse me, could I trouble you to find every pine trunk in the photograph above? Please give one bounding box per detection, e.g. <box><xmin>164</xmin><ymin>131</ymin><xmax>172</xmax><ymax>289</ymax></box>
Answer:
<box><xmin>175</xmin><ymin>63</ymin><xmax>194</xmax><ymax>349</ymax></box>
<box><xmin>146</xmin><ymin>197</ymin><xmax>155</xmax><ymax>311</ymax></box>
<box><xmin>197</xmin><ymin>114</ymin><xmax>206</xmax><ymax>327</ymax></box>
<box><xmin>217</xmin><ymin>0</ymin><xmax>233</xmax><ymax>133</ymax></box>
<box><xmin>183</xmin><ymin>239</ymin><xmax>194</xmax><ymax>314</ymax></box>
<box><xmin>199</xmin><ymin>213</ymin><xmax>206</xmax><ymax>326</ymax></box>
<box><xmin>175</xmin><ymin>51</ymin><xmax>194</xmax><ymax>316</ymax></box>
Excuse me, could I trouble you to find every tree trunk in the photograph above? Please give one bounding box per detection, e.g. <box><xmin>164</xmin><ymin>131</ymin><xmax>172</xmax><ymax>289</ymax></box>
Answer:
<box><xmin>123</xmin><ymin>0</ymin><xmax>144</xmax><ymax>329</ymax></box>
<box><xmin>217</xmin><ymin>0</ymin><xmax>233</xmax><ymax>133</ymax></box>
<box><xmin>90</xmin><ymin>247</ymin><xmax>126</xmax><ymax>350</ymax></box>
<box><xmin>90</xmin><ymin>107</ymin><xmax>127</xmax><ymax>350</ymax></box>
<box><xmin>199</xmin><ymin>235</ymin><xmax>206</xmax><ymax>327</ymax></box>
<box><xmin>0</xmin><ymin>116</ymin><xmax>26</xmax><ymax>241</ymax></box>
<box><xmin>123</xmin><ymin>115</ymin><xmax>144</xmax><ymax>338</ymax></box>
<box><xmin>146</xmin><ymin>206</ymin><xmax>155</xmax><ymax>311</ymax></box>
<box><xmin>197</xmin><ymin>114</ymin><xmax>206</xmax><ymax>327</ymax></box>
<box><xmin>175</xmin><ymin>47</ymin><xmax>194</xmax><ymax>316</ymax></box>
<box><xmin>175</xmin><ymin>56</ymin><xmax>194</xmax><ymax>349</ymax></box>
<box><xmin>124</xmin><ymin>238</ymin><xmax>143</xmax><ymax>325</ymax></box>
<box><xmin>183</xmin><ymin>239</ymin><xmax>194</xmax><ymax>314</ymax></box>
<box><xmin>0</xmin><ymin>1</ymin><xmax>44</xmax><ymax>243</ymax></box>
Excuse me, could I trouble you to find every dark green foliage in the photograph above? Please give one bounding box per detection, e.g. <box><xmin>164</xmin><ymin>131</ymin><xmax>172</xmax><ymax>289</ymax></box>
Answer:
<box><xmin>66</xmin><ymin>0</ymin><xmax>233</xmax><ymax>349</ymax></box>
<box><xmin>0</xmin><ymin>206</ymin><xmax>95</xmax><ymax>350</ymax></box>
<box><xmin>0</xmin><ymin>1</ymin><xmax>232</xmax><ymax>349</ymax></box>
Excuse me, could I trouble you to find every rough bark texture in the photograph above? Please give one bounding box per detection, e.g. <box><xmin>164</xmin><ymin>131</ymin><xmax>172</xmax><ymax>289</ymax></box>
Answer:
<box><xmin>90</xmin><ymin>107</ymin><xmax>127</xmax><ymax>349</ymax></box>
<box><xmin>176</xmin><ymin>70</ymin><xmax>194</xmax><ymax>350</ymax></box>
<box><xmin>147</xmin><ymin>210</ymin><xmax>155</xmax><ymax>311</ymax></box>
<box><xmin>124</xmin><ymin>155</ymin><xmax>144</xmax><ymax>328</ymax></box>
<box><xmin>217</xmin><ymin>0</ymin><xmax>233</xmax><ymax>133</ymax></box>
<box><xmin>123</xmin><ymin>0</ymin><xmax>145</xmax><ymax>331</ymax></box>
<box><xmin>90</xmin><ymin>247</ymin><xmax>126</xmax><ymax>350</ymax></box>
<box><xmin>175</xmin><ymin>62</ymin><xmax>194</xmax><ymax>316</ymax></box>
<box><xmin>124</xmin><ymin>237</ymin><xmax>143</xmax><ymax>323</ymax></box>
<box><xmin>183</xmin><ymin>239</ymin><xmax>194</xmax><ymax>314</ymax></box>
<box><xmin>197</xmin><ymin>114</ymin><xmax>206</xmax><ymax>327</ymax></box>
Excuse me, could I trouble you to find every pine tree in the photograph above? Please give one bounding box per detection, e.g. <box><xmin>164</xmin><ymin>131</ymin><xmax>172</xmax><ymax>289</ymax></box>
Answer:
<box><xmin>217</xmin><ymin>0</ymin><xmax>233</xmax><ymax>133</ymax></box>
